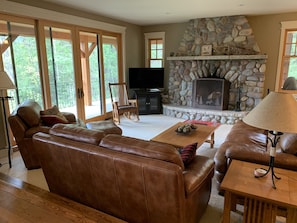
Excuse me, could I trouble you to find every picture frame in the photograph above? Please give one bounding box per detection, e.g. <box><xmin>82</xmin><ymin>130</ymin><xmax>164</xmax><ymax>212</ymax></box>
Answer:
<box><xmin>201</xmin><ymin>44</ymin><xmax>212</xmax><ymax>56</ymax></box>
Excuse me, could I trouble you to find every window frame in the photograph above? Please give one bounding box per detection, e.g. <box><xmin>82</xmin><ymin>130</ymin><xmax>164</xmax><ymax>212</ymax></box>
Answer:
<box><xmin>144</xmin><ymin>32</ymin><xmax>165</xmax><ymax>68</ymax></box>
<box><xmin>275</xmin><ymin>21</ymin><xmax>297</xmax><ymax>93</ymax></box>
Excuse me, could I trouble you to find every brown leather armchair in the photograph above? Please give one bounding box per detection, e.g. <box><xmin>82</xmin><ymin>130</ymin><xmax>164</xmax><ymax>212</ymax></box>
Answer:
<box><xmin>8</xmin><ymin>99</ymin><xmax>76</xmax><ymax>169</ymax></box>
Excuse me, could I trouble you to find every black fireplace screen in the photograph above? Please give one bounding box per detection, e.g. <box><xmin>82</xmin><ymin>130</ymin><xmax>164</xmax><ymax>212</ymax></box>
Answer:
<box><xmin>192</xmin><ymin>78</ymin><xmax>230</xmax><ymax>110</ymax></box>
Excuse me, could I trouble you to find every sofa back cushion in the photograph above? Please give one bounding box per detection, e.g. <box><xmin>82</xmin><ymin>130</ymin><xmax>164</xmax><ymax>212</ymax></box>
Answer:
<box><xmin>50</xmin><ymin>124</ymin><xmax>105</xmax><ymax>145</ymax></box>
<box><xmin>17</xmin><ymin>99</ymin><xmax>42</xmax><ymax>127</ymax></box>
<box><xmin>99</xmin><ymin>134</ymin><xmax>185</xmax><ymax>169</ymax></box>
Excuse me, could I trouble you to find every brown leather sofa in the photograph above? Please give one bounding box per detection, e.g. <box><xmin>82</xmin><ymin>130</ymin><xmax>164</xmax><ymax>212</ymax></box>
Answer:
<box><xmin>214</xmin><ymin>120</ymin><xmax>297</xmax><ymax>194</ymax></box>
<box><xmin>32</xmin><ymin>124</ymin><xmax>214</xmax><ymax>223</ymax></box>
<box><xmin>8</xmin><ymin>99</ymin><xmax>76</xmax><ymax>169</ymax></box>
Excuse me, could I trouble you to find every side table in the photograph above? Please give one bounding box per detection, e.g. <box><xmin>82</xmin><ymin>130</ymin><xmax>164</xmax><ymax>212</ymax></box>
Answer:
<box><xmin>221</xmin><ymin>160</ymin><xmax>297</xmax><ymax>223</ymax></box>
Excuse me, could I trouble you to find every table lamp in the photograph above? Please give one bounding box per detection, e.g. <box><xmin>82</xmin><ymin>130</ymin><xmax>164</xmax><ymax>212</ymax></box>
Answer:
<box><xmin>0</xmin><ymin>70</ymin><xmax>15</xmax><ymax>168</ymax></box>
<box><xmin>243</xmin><ymin>91</ymin><xmax>297</xmax><ymax>189</ymax></box>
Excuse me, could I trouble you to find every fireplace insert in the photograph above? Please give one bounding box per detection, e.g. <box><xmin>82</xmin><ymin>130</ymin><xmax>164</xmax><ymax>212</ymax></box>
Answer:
<box><xmin>192</xmin><ymin>78</ymin><xmax>230</xmax><ymax>110</ymax></box>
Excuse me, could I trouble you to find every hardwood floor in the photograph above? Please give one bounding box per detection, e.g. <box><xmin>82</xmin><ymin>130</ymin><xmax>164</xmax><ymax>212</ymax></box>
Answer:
<box><xmin>0</xmin><ymin>172</ymin><xmax>127</xmax><ymax>223</ymax></box>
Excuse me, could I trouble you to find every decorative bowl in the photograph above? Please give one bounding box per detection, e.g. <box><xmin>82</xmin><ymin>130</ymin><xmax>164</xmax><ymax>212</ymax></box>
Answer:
<box><xmin>175</xmin><ymin>124</ymin><xmax>197</xmax><ymax>135</ymax></box>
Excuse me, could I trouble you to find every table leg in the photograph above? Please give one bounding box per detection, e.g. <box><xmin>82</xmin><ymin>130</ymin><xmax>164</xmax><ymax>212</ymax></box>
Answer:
<box><xmin>205</xmin><ymin>132</ymin><xmax>215</xmax><ymax>148</ymax></box>
<box><xmin>210</xmin><ymin>132</ymin><xmax>215</xmax><ymax>148</ymax></box>
<box><xmin>287</xmin><ymin>208</ymin><xmax>297</xmax><ymax>223</ymax></box>
<box><xmin>222</xmin><ymin>191</ymin><xmax>232</xmax><ymax>223</ymax></box>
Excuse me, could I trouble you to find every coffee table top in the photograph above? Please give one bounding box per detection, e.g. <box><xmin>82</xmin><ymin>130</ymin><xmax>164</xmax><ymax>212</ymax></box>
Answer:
<box><xmin>221</xmin><ymin>160</ymin><xmax>297</xmax><ymax>208</ymax></box>
<box><xmin>150</xmin><ymin>122</ymin><xmax>218</xmax><ymax>148</ymax></box>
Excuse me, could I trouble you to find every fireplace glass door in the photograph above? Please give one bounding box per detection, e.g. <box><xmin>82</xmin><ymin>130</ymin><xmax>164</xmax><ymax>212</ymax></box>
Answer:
<box><xmin>192</xmin><ymin>78</ymin><xmax>230</xmax><ymax>110</ymax></box>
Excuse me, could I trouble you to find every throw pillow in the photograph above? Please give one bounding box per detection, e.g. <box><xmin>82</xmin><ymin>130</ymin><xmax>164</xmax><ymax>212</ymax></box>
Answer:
<box><xmin>178</xmin><ymin>142</ymin><xmax>198</xmax><ymax>166</ymax></box>
<box><xmin>41</xmin><ymin>114</ymin><xmax>69</xmax><ymax>126</ymax></box>
<box><xmin>40</xmin><ymin>105</ymin><xmax>60</xmax><ymax>115</ymax></box>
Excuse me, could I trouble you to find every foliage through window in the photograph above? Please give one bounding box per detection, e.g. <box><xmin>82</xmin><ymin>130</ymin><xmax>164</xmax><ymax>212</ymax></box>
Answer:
<box><xmin>0</xmin><ymin>14</ymin><xmax>122</xmax><ymax>121</ymax></box>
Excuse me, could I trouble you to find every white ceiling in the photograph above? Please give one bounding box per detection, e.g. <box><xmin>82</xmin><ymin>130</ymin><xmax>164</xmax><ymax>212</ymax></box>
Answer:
<box><xmin>42</xmin><ymin>0</ymin><xmax>297</xmax><ymax>25</ymax></box>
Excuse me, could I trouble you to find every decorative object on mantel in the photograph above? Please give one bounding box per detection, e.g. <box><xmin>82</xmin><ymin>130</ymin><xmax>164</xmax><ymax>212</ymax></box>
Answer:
<box><xmin>243</xmin><ymin>92</ymin><xmax>297</xmax><ymax>189</ymax></box>
<box><xmin>201</xmin><ymin>44</ymin><xmax>212</xmax><ymax>56</ymax></box>
<box><xmin>0</xmin><ymin>70</ymin><xmax>15</xmax><ymax>168</ymax></box>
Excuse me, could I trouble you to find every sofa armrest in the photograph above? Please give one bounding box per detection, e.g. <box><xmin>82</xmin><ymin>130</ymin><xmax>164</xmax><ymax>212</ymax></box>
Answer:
<box><xmin>183</xmin><ymin>156</ymin><xmax>214</xmax><ymax>196</ymax></box>
<box><xmin>226</xmin><ymin>147</ymin><xmax>269</xmax><ymax>164</ymax></box>
<box><xmin>25</xmin><ymin>126</ymin><xmax>50</xmax><ymax>138</ymax></box>
<box><xmin>50</xmin><ymin>124</ymin><xmax>105</xmax><ymax>145</ymax></box>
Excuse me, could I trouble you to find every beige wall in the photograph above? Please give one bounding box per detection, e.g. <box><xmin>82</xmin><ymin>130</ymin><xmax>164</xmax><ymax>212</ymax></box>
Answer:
<box><xmin>142</xmin><ymin>23</ymin><xmax>187</xmax><ymax>89</ymax></box>
<box><xmin>248</xmin><ymin>12</ymin><xmax>297</xmax><ymax>95</ymax></box>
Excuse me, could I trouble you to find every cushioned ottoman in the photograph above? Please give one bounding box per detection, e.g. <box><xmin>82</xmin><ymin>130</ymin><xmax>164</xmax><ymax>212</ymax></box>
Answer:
<box><xmin>86</xmin><ymin>119</ymin><xmax>122</xmax><ymax>135</ymax></box>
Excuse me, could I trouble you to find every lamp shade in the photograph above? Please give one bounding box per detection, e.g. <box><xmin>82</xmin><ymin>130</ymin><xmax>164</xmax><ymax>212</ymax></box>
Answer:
<box><xmin>0</xmin><ymin>71</ymin><xmax>15</xmax><ymax>90</ymax></box>
<box><xmin>243</xmin><ymin>92</ymin><xmax>297</xmax><ymax>133</ymax></box>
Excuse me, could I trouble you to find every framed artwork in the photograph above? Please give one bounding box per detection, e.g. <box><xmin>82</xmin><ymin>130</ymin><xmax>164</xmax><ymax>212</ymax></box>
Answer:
<box><xmin>201</xmin><ymin>44</ymin><xmax>212</xmax><ymax>56</ymax></box>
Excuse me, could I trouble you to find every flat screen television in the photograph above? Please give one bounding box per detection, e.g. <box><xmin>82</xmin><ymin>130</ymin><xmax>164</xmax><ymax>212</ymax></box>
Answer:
<box><xmin>129</xmin><ymin>68</ymin><xmax>164</xmax><ymax>89</ymax></box>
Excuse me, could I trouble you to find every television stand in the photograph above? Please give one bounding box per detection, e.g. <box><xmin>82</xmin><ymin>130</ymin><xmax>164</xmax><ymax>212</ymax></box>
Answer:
<box><xmin>134</xmin><ymin>90</ymin><xmax>162</xmax><ymax>115</ymax></box>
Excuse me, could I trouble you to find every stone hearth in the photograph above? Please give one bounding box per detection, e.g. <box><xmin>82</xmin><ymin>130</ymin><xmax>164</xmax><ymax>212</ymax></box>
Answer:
<box><xmin>163</xmin><ymin>104</ymin><xmax>247</xmax><ymax>124</ymax></box>
<box><xmin>164</xmin><ymin>15</ymin><xmax>267</xmax><ymax>124</ymax></box>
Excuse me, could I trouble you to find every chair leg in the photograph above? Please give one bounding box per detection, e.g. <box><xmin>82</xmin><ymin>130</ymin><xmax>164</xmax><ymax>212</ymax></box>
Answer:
<box><xmin>113</xmin><ymin>110</ymin><xmax>120</xmax><ymax>124</ymax></box>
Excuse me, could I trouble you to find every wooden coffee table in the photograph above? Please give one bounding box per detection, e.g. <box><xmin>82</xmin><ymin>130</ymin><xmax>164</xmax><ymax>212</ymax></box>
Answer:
<box><xmin>150</xmin><ymin>122</ymin><xmax>219</xmax><ymax>148</ymax></box>
<box><xmin>221</xmin><ymin>160</ymin><xmax>297</xmax><ymax>223</ymax></box>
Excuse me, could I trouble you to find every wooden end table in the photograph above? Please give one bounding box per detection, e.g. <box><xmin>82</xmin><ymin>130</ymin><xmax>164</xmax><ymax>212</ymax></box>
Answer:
<box><xmin>150</xmin><ymin>122</ymin><xmax>219</xmax><ymax>148</ymax></box>
<box><xmin>221</xmin><ymin>160</ymin><xmax>297</xmax><ymax>223</ymax></box>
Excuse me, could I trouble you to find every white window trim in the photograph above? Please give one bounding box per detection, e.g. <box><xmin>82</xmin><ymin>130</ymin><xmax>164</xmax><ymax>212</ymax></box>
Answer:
<box><xmin>144</xmin><ymin>32</ymin><xmax>165</xmax><ymax>67</ymax></box>
<box><xmin>275</xmin><ymin>21</ymin><xmax>297</xmax><ymax>91</ymax></box>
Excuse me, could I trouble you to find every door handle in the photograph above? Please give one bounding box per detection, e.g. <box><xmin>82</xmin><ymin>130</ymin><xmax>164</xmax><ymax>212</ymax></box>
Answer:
<box><xmin>77</xmin><ymin>88</ymin><xmax>84</xmax><ymax>98</ymax></box>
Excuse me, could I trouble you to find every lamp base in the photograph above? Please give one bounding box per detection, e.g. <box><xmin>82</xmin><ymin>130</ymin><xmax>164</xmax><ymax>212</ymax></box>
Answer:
<box><xmin>254</xmin><ymin>156</ymin><xmax>280</xmax><ymax>189</ymax></box>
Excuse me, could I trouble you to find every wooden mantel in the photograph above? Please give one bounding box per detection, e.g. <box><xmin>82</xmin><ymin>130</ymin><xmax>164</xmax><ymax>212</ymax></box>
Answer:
<box><xmin>167</xmin><ymin>54</ymin><xmax>268</xmax><ymax>61</ymax></box>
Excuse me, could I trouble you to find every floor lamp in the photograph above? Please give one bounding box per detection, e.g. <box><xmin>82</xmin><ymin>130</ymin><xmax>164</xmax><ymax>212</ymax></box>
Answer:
<box><xmin>0</xmin><ymin>70</ymin><xmax>15</xmax><ymax>168</ymax></box>
<box><xmin>243</xmin><ymin>92</ymin><xmax>297</xmax><ymax>188</ymax></box>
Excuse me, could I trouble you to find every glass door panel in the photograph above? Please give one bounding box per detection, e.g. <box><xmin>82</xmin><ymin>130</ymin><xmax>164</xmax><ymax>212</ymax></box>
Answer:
<box><xmin>79</xmin><ymin>31</ymin><xmax>102</xmax><ymax>119</ymax></box>
<box><xmin>102</xmin><ymin>35</ymin><xmax>119</xmax><ymax>113</ymax></box>
<box><xmin>44</xmin><ymin>26</ymin><xmax>77</xmax><ymax>116</ymax></box>
<box><xmin>1</xmin><ymin>20</ymin><xmax>43</xmax><ymax>111</ymax></box>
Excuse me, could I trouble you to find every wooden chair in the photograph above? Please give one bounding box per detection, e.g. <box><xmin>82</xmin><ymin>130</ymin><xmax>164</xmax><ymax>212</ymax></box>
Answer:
<box><xmin>108</xmin><ymin>82</ymin><xmax>139</xmax><ymax>124</ymax></box>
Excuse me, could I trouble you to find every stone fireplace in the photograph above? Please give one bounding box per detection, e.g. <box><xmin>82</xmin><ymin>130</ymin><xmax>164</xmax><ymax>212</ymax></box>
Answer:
<box><xmin>163</xmin><ymin>15</ymin><xmax>267</xmax><ymax>124</ymax></box>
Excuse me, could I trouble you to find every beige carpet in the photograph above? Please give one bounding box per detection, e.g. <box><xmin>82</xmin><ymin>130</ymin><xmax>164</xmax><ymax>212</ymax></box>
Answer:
<box><xmin>0</xmin><ymin>114</ymin><xmax>241</xmax><ymax>222</ymax></box>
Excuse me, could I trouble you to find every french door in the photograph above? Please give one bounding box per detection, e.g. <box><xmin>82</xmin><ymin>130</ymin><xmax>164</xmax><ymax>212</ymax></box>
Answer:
<box><xmin>43</xmin><ymin>25</ymin><xmax>78</xmax><ymax>116</ymax></box>
<box><xmin>1</xmin><ymin>14</ymin><xmax>123</xmax><ymax>122</ymax></box>
<box><xmin>0</xmin><ymin>16</ymin><xmax>43</xmax><ymax>111</ymax></box>
<box><xmin>39</xmin><ymin>23</ymin><xmax>122</xmax><ymax>121</ymax></box>
<box><xmin>78</xmin><ymin>31</ymin><xmax>121</xmax><ymax>120</ymax></box>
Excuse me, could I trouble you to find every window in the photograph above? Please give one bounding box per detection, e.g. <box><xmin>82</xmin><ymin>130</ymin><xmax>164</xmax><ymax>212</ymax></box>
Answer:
<box><xmin>144</xmin><ymin>32</ymin><xmax>165</xmax><ymax>68</ymax></box>
<box><xmin>149</xmin><ymin>39</ymin><xmax>163</xmax><ymax>68</ymax></box>
<box><xmin>276</xmin><ymin>21</ymin><xmax>297</xmax><ymax>92</ymax></box>
<box><xmin>0</xmin><ymin>17</ymin><xmax>43</xmax><ymax>111</ymax></box>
